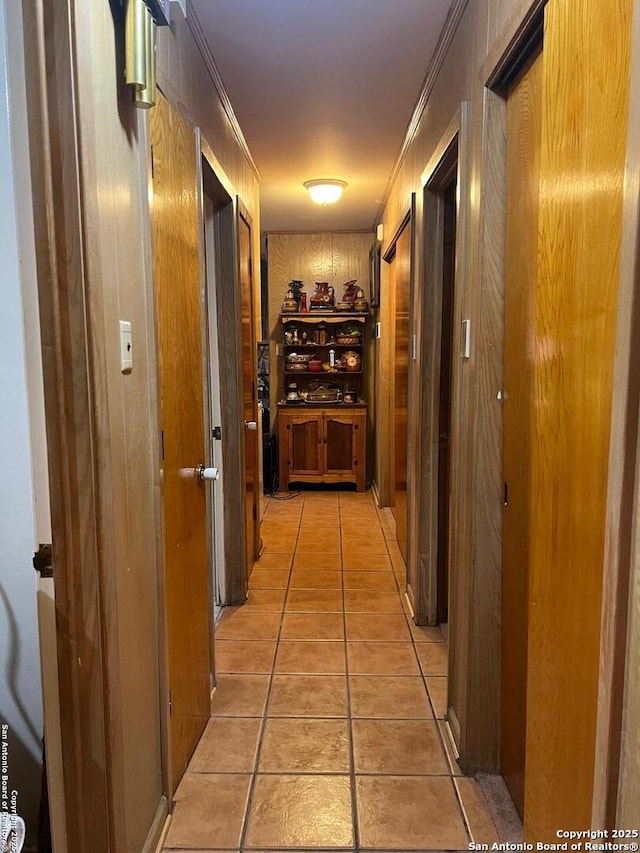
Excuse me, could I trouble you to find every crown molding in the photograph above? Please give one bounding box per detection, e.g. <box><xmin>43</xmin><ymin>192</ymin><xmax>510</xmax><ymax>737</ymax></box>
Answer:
<box><xmin>186</xmin><ymin>1</ymin><xmax>261</xmax><ymax>182</ymax></box>
<box><xmin>374</xmin><ymin>0</ymin><xmax>470</xmax><ymax>226</ymax></box>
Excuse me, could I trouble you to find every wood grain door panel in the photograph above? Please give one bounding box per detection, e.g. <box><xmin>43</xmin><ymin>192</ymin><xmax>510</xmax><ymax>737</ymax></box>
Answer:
<box><xmin>393</xmin><ymin>225</ymin><xmax>411</xmax><ymax>562</ymax></box>
<box><xmin>288</xmin><ymin>415</ymin><xmax>322</xmax><ymax>476</ymax></box>
<box><xmin>502</xmin><ymin>50</ymin><xmax>543</xmax><ymax>820</ymax></box>
<box><xmin>150</xmin><ymin>93</ymin><xmax>210</xmax><ymax>792</ymax></box>
<box><xmin>324</xmin><ymin>415</ymin><xmax>357</xmax><ymax>476</ymax></box>
<box><xmin>524</xmin><ymin>0</ymin><xmax>632</xmax><ymax>838</ymax></box>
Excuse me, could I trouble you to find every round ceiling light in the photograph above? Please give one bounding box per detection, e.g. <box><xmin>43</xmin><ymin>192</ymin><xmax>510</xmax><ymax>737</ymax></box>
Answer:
<box><xmin>303</xmin><ymin>179</ymin><xmax>347</xmax><ymax>205</ymax></box>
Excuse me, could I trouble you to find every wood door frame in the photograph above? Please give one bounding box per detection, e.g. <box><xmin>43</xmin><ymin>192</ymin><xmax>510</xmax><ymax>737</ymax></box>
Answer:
<box><xmin>198</xmin><ymin>135</ymin><xmax>234</xmax><ymax>631</ymax></box>
<box><xmin>593</xmin><ymin>0</ymin><xmax>640</xmax><ymax>826</ymax></box>
<box><xmin>237</xmin><ymin>200</ymin><xmax>261</xmax><ymax>568</ymax></box>
<box><xmin>410</xmin><ymin>105</ymin><xmax>469</xmax><ymax>628</ymax></box>
<box><xmin>197</xmin><ymin>142</ymin><xmax>248</xmax><ymax>606</ymax></box>
<box><xmin>383</xmin><ymin>200</ymin><xmax>415</xmax><ymax>587</ymax></box>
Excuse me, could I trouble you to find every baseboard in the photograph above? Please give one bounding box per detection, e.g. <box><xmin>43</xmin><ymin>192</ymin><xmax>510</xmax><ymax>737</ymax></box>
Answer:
<box><xmin>144</xmin><ymin>797</ymin><xmax>169</xmax><ymax>853</ymax></box>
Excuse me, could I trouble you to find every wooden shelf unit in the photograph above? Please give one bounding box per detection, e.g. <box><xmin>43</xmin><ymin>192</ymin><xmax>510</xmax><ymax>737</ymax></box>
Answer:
<box><xmin>279</xmin><ymin>312</ymin><xmax>369</xmax><ymax>490</ymax></box>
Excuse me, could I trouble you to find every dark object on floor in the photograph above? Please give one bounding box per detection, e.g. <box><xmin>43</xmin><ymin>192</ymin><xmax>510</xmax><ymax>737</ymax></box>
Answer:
<box><xmin>263</xmin><ymin>432</ymin><xmax>278</xmax><ymax>495</ymax></box>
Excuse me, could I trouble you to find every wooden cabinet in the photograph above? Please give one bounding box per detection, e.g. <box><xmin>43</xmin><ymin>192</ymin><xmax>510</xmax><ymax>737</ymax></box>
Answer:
<box><xmin>278</xmin><ymin>406</ymin><xmax>366</xmax><ymax>491</ymax></box>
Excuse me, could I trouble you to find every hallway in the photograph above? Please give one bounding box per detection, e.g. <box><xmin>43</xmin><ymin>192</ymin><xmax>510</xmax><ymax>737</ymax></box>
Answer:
<box><xmin>162</xmin><ymin>490</ymin><xmax>502</xmax><ymax>851</ymax></box>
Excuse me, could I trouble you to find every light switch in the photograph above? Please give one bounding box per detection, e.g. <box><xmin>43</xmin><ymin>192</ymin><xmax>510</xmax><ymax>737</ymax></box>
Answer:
<box><xmin>119</xmin><ymin>320</ymin><xmax>133</xmax><ymax>374</ymax></box>
<box><xmin>461</xmin><ymin>319</ymin><xmax>471</xmax><ymax>359</ymax></box>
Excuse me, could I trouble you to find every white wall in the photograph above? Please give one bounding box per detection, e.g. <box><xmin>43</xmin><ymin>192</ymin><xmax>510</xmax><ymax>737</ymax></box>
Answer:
<box><xmin>0</xmin><ymin>0</ymin><xmax>48</xmax><ymax>848</ymax></box>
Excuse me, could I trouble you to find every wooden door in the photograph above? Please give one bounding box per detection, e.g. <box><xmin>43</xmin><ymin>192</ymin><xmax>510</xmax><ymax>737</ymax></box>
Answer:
<box><xmin>287</xmin><ymin>413</ymin><xmax>323</xmax><ymax>477</ymax></box>
<box><xmin>502</xmin><ymin>50</ymin><xmax>543</xmax><ymax>819</ymax></box>
<box><xmin>524</xmin><ymin>0</ymin><xmax>632</xmax><ymax>839</ymax></box>
<box><xmin>393</xmin><ymin>225</ymin><xmax>411</xmax><ymax>562</ymax></box>
<box><xmin>323</xmin><ymin>413</ymin><xmax>357</xmax><ymax>479</ymax></box>
<box><xmin>238</xmin><ymin>209</ymin><xmax>259</xmax><ymax>572</ymax></box>
<box><xmin>150</xmin><ymin>93</ymin><xmax>210</xmax><ymax>791</ymax></box>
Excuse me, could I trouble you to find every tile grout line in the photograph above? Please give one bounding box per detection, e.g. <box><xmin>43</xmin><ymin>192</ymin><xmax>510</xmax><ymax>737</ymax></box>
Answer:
<box><xmin>340</xmin><ymin>491</ymin><xmax>361</xmax><ymax>853</ymax></box>
<box><xmin>238</xmin><ymin>494</ymin><xmax>304</xmax><ymax>853</ymax></box>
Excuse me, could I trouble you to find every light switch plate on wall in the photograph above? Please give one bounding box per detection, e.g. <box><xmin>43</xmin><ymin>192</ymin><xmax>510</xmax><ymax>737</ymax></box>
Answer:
<box><xmin>119</xmin><ymin>320</ymin><xmax>133</xmax><ymax>374</ymax></box>
<box><xmin>461</xmin><ymin>319</ymin><xmax>471</xmax><ymax>359</ymax></box>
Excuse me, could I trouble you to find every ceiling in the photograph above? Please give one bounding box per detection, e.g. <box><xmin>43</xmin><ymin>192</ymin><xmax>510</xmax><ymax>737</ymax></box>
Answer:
<box><xmin>190</xmin><ymin>0</ymin><xmax>453</xmax><ymax>233</ymax></box>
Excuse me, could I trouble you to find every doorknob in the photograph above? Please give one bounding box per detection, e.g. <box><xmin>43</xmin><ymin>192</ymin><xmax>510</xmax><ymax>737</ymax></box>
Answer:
<box><xmin>244</xmin><ymin>421</ymin><xmax>257</xmax><ymax>431</ymax></box>
<box><xmin>196</xmin><ymin>464</ymin><xmax>219</xmax><ymax>483</ymax></box>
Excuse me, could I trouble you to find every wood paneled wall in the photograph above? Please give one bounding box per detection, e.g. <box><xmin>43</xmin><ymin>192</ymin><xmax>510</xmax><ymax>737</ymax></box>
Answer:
<box><xmin>266</xmin><ymin>233</ymin><xmax>374</xmax><ymax>430</ymax></box>
<box><xmin>378</xmin><ymin>0</ymin><xmax>502</xmax><ymax>770</ymax></box>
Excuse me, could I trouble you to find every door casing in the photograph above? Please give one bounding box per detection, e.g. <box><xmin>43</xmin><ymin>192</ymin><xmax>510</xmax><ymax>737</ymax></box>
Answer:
<box><xmin>411</xmin><ymin>108</ymin><xmax>468</xmax><ymax>629</ymax></box>
<box><xmin>238</xmin><ymin>203</ymin><xmax>260</xmax><ymax>572</ymax></box>
<box><xmin>501</xmin><ymin>48</ymin><xmax>543</xmax><ymax>818</ymax></box>
<box><xmin>383</xmin><ymin>205</ymin><xmax>414</xmax><ymax>573</ymax></box>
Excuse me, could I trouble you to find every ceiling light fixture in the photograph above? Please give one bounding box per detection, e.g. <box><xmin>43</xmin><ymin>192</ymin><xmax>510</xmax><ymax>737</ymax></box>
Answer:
<box><xmin>304</xmin><ymin>179</ymin><xmax>347</xmax><ymax>205</ymax></box>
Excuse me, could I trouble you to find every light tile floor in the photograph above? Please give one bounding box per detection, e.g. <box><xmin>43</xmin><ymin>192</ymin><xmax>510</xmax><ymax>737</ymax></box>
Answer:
<box><xmin>163</xmin><ymin>489</ymin><xmax>501</xmax><ymax>852</ymax></box>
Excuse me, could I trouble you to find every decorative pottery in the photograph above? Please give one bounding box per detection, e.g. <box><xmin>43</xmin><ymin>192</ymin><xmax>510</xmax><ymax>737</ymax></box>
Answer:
<box><xmin>289</xmin><ymin>280</ymin><xmax>304</xmax><ymax>302</ymax></box>
<box><xmin>282</xmin><ymin>289</ymin><xmax>299</xmax><ymax>313</ymax></box>
<box><xmin>286</xmin><ymin>383</ymin><xmax>301</xmax><ymax>403</ymax></box>
<box><xmin>353</xmin><ymin>289</ymin><xmax>369</xmax><ymax>312</ymax></box>
<box><xmin>342</xmin><ymin>279</ymin><xmax>359</xmax><ymax>305</ymax></box>
<box><xmin>310</xmin><ymin>282</ymin><xmax>335</xmax><ymax>310</ymax></box>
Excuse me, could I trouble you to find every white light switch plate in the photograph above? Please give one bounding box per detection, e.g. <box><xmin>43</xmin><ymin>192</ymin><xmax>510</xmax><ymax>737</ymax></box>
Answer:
<box><xmin>461</xmin><ymin>319</ymin><xmax>471</xmax><ymax>359</ymax></box>
<box><xmin>119</xmin><ymin>320</ymin><xmax>133</xmax><ymax>374</ymax></box>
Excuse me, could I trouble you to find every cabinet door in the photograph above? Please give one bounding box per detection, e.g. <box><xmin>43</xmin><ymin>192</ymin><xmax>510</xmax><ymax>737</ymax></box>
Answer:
<box><xmin>323</xmin><ymin>414</ymin><xmax>359</xmax><ymax>477</ymax></box>
<box><xmin>286</xmin><ymin>414</ymin><xmax>323</xmax><ymax>476</ymax></box>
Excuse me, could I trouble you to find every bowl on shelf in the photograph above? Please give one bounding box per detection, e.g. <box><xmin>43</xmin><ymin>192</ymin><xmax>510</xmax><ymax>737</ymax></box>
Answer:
<box><xmin>286</xmin><ymin>362</ymin><xmax>308</xmax><ymax>372</ymax></box>
<box><xmin>308</xmin><ymin>358</ymin><xmax>323</xmax><ymax>373</ymax></box>
<box><xmin>286</xmin><ymin>352</ymin><xmax>313</xmax><ymax>365</ymax></box>
<box><xmin>335</xmin><ymin>334</ymin><xmax>361</xmax><ymax>345</ymax></box>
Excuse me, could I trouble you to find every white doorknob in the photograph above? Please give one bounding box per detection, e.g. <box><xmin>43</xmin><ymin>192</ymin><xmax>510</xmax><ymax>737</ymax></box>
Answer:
<box><xmin>196</xmin><ymin>465</ymin><xmax>219</xmax><ymax>483</ymax></box>
<box><xmin>244</xmin><ymin>421</ymin><xmax>258</xmax><ymax>431</ymax></box>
